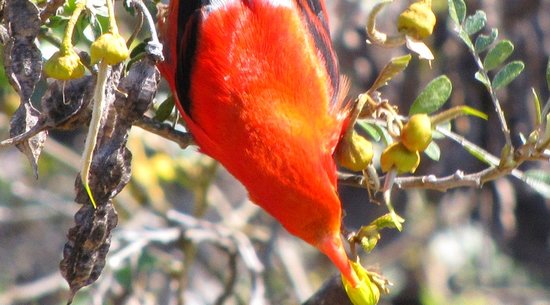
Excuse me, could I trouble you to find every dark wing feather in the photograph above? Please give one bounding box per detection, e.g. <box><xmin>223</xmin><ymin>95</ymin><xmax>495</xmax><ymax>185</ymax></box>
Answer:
<box><xmin>160</xmin><ymin>0</ymin><xmax>209</xmax><ymax>119</ymax></box>
<box><xmin>294</xmin><ymin>0</ymin><xmax>340</xmax><ymax>107</ymax></box>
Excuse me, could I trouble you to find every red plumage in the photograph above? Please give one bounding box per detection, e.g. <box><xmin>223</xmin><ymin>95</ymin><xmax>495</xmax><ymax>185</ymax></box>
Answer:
<box><xmin>159</xmin><ymin>0</ymin><xmax>359</xmax><ymax>286</ymax></box>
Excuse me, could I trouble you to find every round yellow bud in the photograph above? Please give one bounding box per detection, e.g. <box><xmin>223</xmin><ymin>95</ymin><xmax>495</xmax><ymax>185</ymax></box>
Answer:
<box><xmin>380</xmin><ymin>142</ymin><xmax>420</xmax><ymax>174</ymax></box>
<box><xmin>401</xmin><ymin>113</ymin><xmax>432</xmax><ymax>152</ymax></box>
<box><xmin>342</xmin><ymin>261</ymin><xmax>380</xmax><ymax>305</ymax></box>
<box><xmin>44</xmin><ymin>50</ymin><xmax>85</xmax><ymax>80</ymax></box>
<box><xmin>397</xmin><ymin>1</ymin><xmax>436</xmax><ymax>40</ymax></box>
<box><xmin>90</xmin><ymin>32</ymin><xmax>129</xmax><ymax>65</ymax></box>
<box><xmin>335</xmin><ymin>131</ymin><xmax>374</xmax><ymax>172</ymax></box>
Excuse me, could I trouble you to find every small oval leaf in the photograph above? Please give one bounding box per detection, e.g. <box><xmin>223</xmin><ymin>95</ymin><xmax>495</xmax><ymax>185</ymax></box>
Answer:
<box><xmin>369</xmin><ymin>54</ymin><xmax>412</xmax><ymax>92</ymax></box>
<box><xmin>523</xmin><ymin>170</ymin><xmax>550</xmax><ymax>199</ymax></box>
<box><xmin>424</xmin><ymin>140</ymin><xmax>440</xmax><ymax>161</ymax></box>
<box><xmin>483</xmin><ymin>40</ymin><xmax>514</xmax><ymax>71</ymax></box>
<box><xmin>358</xmin><ymin>121</ymin><xmax>382</xmax><ymax>142</ymax></box>
<box><xmin>458</xmin><ymin>30</ymin><xmax>474</xmax><ymax>50</ymax></box>
<box><xmin>474</xmin><ymin>28</ymin><xmax>498</xmax><ymax>53</ymax></box>
<box><xmin>448</xmin><ymin>0</ymin><xmax>466</xmax><ymax>25</ymax></box>
<box><xmin>154</xmin><ymin>95</ymin><xmax>175</xmax><ymax>122</ymax></box>
<box><xmin>474</xmin><ymin>71</ymin><xmax>491</xmax><ymax>87</ymax></box>
<box><xmin>492</xmin><ymin>61</ymin><xmax>524</xmax><ymax>90</ymax></box>
<box><xmin>409</xmin><ymin>75</ymin><xmax>452</xmax><ymax>115</ymax></box>
<box><xmin>463</xmin><ymin>10</ymin><xmax>487</xmax><ymax>35</ymax></box>
<box><xmin>531</xmin><ymin>88</ymin><xmax>542</xmax><ymax>126</ymax></box>
<box><xmin>459</xmin><ymin>105</ymin><xmax>488</xmax><ymax>120</ymax></box>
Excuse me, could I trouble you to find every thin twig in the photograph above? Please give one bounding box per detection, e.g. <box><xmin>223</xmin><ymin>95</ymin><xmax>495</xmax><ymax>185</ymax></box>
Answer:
<box><xmin>470</xmin><ymin>49</ymin><xmax>513</xmax><ymax>148</ymax></box>
<box><xmin>134</xmin><ymin>116</ymin><xmax>194</xmax><ymax>149</ymax></box>
<box><xmin>40</xmin><ymin>0</ymin><xmax>66</xmax><ymax>23</ymax></box>
<box><xmin>338</xmin><ymin>123</ymin><xmax>549</xmax><ymax>192</ymax></box>
<box><xmin>167</xmin><ymin>210</ymin><xmax>266</xmax><ymax>303</ymax></box>
<box><xmin>128</xmin><ymin>0</ymin><xmax>164</xmax><ymax>61</ymax></box>
<box><xmin>0</xmin><ymin>272</ymin><xmax>66</xmax><ymax>304</ymax></box>
<box><xmin>366</xmin><ymin>0</ymin><xmax>406</xmax><ymax>48</ymax></box>
<box><xmin>214</xmin><ymin>251</ymin><xmax>238</xmax><ymax>305</ymax></box>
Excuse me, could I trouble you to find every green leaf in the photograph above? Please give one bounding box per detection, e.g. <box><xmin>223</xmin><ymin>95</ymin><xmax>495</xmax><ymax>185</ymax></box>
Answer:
<box><xmin>459</xmin><ymin>105</ymin><xmax>488</xmax><ymax>120</ymax></box>
<box><xmin>532</xmin><ymin>88</ymin><xmax>542</xmax><ymax>126</ymax></box>
<box><xmin>546</xmin><ymin>58</ymin><xmax>550</xmax><ymax>90</ymax></box>
<box><xmin>483</xmin><ymin>40</ymin><xmax>514</xmax><ymax>71</ymax></box>
<box><xmin>523</xmin><ymin>170</ymin><xmax>550</xmax><ymax>199</ymax></box>
<box><xmin>377</xmin><ymin>125</ymin><xmax>393</xmax><ymax>147</ymax></box>
<box><xmin>130</xmin><ymin>41</ymin><xmax>148</xmax><ymax>58</ymax></box>
<box><xmin>409</xmin><ymin>75</ymin><xmax>452</xmax><ymax>115</ymax></box>
<box><xmin>474</xmin><ymin>28</ymin><xmax>498</xmax><ymax>53</ymax></box>
<box><xmin>369</xmin><ymin>54</ymin><xmax>412</xmax><ymax>92</ymax></box>
<box><xmin>358</xmin><ymin>121</ymin><xmax>381</xmax><ymax>142</ymax></box>
<box><xmin>463</xmin><ymin>144</ymin><xmax>498</xmax><ymax>166</ymax></box>
<box><xmin>474</xmin><ymin>71</ymin><xmax>491</xmax><ymax>87</ymax></box>
<box><xmin>424</xmin><ymin>141</ymin><xmax>440</xmax><ymax>161</ymax></box>
<box><xmin>448</xmin><ymin>0</ymin><xmax>466</xmax><ymax>25</ymax></box>
<box><xmin>492</xmin><ymin>61</ymin><xmax>524</xmax><ymax>90</ymax></box>
<box><xmin>458</xmin><ymin>29</ymin><xmax>474</xmax><ymax>50</ymax></box>
<box><xmin>154</xmin><ymin>96</ymin><xmax>175</xmax><ymax>122</ymax></box>
<box><xmin>463</xmin><ymin>10</ymin><xmax>487</xmax><ymax>35</ymax></box>
<box><xmin>47</xmin><ymin>15</ymin><xmax>69</xmax><ymax>28</ymax></box>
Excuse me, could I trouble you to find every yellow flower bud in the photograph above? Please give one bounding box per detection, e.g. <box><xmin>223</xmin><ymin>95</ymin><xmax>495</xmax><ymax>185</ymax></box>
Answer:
<box><xmin>90</xmin><ymin>32</ymin><xmax>129</xmax><ymax>65</ymax></box>
<box><xmin>44</xmin><ymin>50</ymin><xmax>85</xmax><ymax>80</ymax></box>
<box><xmin>380</xmin><ymin>142</ymin><xmax>420</xmax><ymax>174</ymax></box>
<box><xmin>335</xmin><ymin>131</ymin><xmax>374</xmax><ymax>171</ymax></box>
<box><xmin>401</xmin><ymin>113</ymin><xmax>432</xmax><ymax>152</ymax></box>
<box><xmin>342</xmin><ymin>261</ymin><xmax>381</xmax><ymax>305</ymax></box>
<box><xmin>397</xmin><ymin>1</ymin><xmax>436</xmax><ymax>40</ymax></box>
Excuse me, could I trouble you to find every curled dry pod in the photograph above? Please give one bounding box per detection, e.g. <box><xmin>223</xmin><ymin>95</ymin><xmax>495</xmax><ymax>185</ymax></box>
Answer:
<box><xmin>335</xmin><ymin>130</ymin><xmax>374</xmax><ymax>171</ymax></box>
<box><xmin>401</xmin><ymin>113</ymin><xmax>432</xmax><ymax>152</ymax></box>
<box><xmin>44</xmin><ymin>50</ymin><xmax>85</xmax><ymax>80</ymax></box>
<box><xmin>90</xmin><ymin>32</ymin><xmax>129</xmax><ymax>65</ymax></box>
<box><xmin>397</xmin><ymin>1</ymin><xmax>436</xmax><ymax>40</ymax></box>
<box><xmin>380</xmin><ymin>142</ymin><xmax>420</xmax><ymax>174</ymax></box>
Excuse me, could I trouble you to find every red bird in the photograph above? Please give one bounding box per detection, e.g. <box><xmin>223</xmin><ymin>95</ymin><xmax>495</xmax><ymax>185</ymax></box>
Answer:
<box><xmin>159</xmin><ymin>0</ymin><xmax>360</xmax><ymax>288</ymax></box>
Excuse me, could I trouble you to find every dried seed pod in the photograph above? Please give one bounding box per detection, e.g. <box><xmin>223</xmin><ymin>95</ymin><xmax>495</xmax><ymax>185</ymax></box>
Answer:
<box><xmin>8</xmin><ymin>103</ymin><xmax>47</xmax><ymax>178</ymax></box>
<box><xmin>60</xmin><ymin>202</ymin><xmax>118</xmax><ymax>296</ymax></box>
<box><xmin>40</xmin><ymin>76</ymin><xmax>94</xmax><ymax>130</ymax></box>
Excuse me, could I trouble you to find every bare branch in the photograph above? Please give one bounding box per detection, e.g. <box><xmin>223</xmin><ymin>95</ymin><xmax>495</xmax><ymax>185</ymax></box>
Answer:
<box><xmin>40</xmin><ymin>0</ymin><xmax>66</xmax><ymax>23</ymax></box>
<box><xmin>0</xmin><ymin>272</ymin><xmax>66</xmax><ymax>305</ymax></box>
<box><xmin>134</xmin><ymin>116</ymin><xmax>194</xmax><ymax>149</ymax></box>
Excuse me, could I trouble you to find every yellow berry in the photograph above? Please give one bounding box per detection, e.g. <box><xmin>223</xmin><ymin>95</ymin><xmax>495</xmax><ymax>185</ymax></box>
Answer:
<box><xmin>401</xmin><ymin>113</ymin><xmax>432</xmax><ymax>152</ymax></box>
<box><xmin>397</xmin><ymin>1</ymin><xmax>436</xmax><ymax>40</ymax></box>
<box><xmin>335</xmin><ymin>131</ymin><xmax>374</xmax><ymax>172</ymax></box>
<box><xmin>380</xmin><ymin>142</ymin><xmax>420</xmax><ymax>174</ymax></box>
<box><xmin>44</xmin><ymin>50</ymin><xmax>85</xmax><ymax>80</ymax></box>
<box><xmin>90</xmin><ymin>32</ymin><xmax>129</xmax><ymax>65</ymax></box>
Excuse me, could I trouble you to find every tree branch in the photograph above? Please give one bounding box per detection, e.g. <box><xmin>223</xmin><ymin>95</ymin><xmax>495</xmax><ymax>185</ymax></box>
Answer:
<box><xmin>133</xmin><ymin>116</ymin><xmax>194</xmax><ymax>149</ymax></box>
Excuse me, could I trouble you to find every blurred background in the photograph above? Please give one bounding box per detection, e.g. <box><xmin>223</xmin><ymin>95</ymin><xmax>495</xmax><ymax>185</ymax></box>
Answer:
<box><xmin>1</xmin><ymin>0</ymin><xmax>550</xmax><ymax>304</ymax></box>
